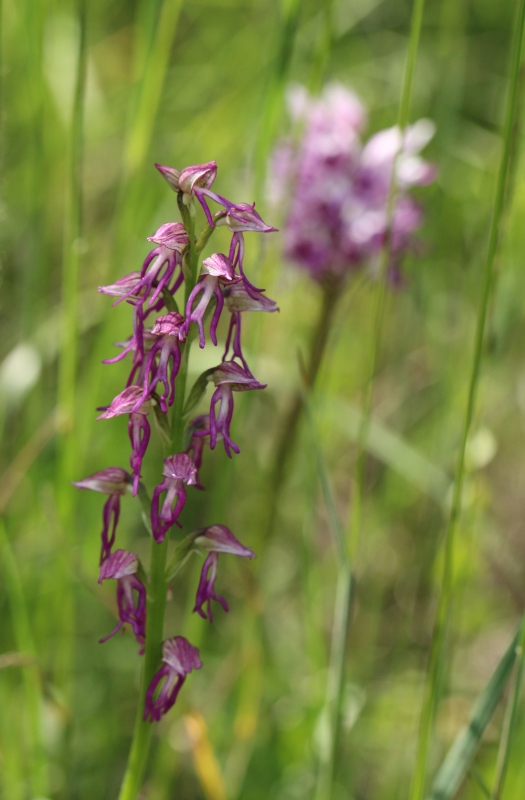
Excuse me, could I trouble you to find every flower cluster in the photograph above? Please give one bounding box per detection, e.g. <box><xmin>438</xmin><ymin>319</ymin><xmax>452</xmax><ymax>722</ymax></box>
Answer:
<box><xmin>74</xmin><ymin>160</ymin><xmax>276</xmax><ymax>721</ymax></box>
<box><xmin>270</xmin><ymin>83</ymin><xmax>437</xmax><ymax>284</ymax></box>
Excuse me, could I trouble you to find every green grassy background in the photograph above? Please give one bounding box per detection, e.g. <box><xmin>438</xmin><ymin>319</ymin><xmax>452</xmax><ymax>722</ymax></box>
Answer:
<box><xmin>2</xmin><ymin>0</ymin><xmax>525</xmax><ymax>798</ymax></box>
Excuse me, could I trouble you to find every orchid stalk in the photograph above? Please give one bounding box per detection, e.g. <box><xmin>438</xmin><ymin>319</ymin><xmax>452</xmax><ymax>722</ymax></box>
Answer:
<box><xmin>73</xmin><ymin>160</ymin><xmax>276</xmax><ymax>797</ymax></box>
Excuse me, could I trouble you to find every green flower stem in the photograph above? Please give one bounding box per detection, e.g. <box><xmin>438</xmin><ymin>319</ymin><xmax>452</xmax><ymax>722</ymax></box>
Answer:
<box><xmin>118</xmin><ymin>203</ymin><xmax>201</xmax><ymax>800</ymax></box>
<box><xmin>269</xmin><ymin>280</ymin><xmax>341</xmax><ymax>511</ymax></box>
<box><xmin>409</xmin><ymin>4</ymin><xmax>525</xmax><ymax>799</ymax></box>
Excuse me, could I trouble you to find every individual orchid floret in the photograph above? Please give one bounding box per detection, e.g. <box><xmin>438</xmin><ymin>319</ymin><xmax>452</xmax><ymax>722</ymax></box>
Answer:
<box><xmin>135</xmin><ymin>312</ymin><xmax>185</xmax><ymax>413</ymax></box>
<box><xmin>99</xmin><ymin>549</ymin><xmax>147</xmax><ymax>650</ymax></box>
<box><xmin>115</xmin><ymin>224</ymin><xmax>188</xmax><ymax>309</ymax></box>
<box><xmin>223</xmin><ymin>281</ymin><xmax>279</xmax><ymax>313</ymax></box>
<box><xmin>216</xmin><ymin>202</ymin><xmax>277</xmax><ymax>234</ymax></box>
<box><xmin>156</xmin><ymin>161</ymin><xmax>219</xmax><ymax>224</ymax></box>
<box><xmin>178</xmin><ymin>161</ymin><xmax>218</xmax><ymax>194</ymax></box>
<box><xmin>154</xmin><ymin>163</ymin><xmax>181</xmax><ymax>191</ymax></box>
<box><xmin>193</xmin><ymin>526</ymin><xmax>255</xmax><ymax>622</ymax></box>
<box><xmin>147</xmin><ymin>222</ymin><xmax>190</xmax><ymax>251</ymax></box>
<box><xmin>223</xmin><ymin>282</ymin><xmax>278</xmax><ymax>373</ymax></box>
<box><xmin>185</xmin><ymin>415</ymin><xmax>215</xmax><ymax>490</ymax></box>
<box><xmin>97</xmin><ymin>386</ymin><xmax>153</xmax><ymax>420</ymax></box>
<box><xmin>150</xmin><ymin>453</ymin><xmax>198</xmax><ymax>543</ymax></box>
<box><xmin>72</xmin><ymin>468</ymin><xmax>133</xmax><ymax>564</ymax></box>
<box><xmin>194</xmin><ymin>524</ymin><xmax>256</xmax><ymax>558</ymax></box>
<box><xmin>97</xmin><ymin>387</ymin><xmax>153</xmax><ymax>495</ymax></box>
<box><xmin>196</xmin><ymin>362</ymin><xmax>266</xmax><ymax>457</ymax></box>
<box><xmin>183</xmin><ymin>253</ymin><xmax>238</xmax><ymax>348</ymax></box>
<box><xmin>144</xmin><ymin>636</ymin><xmax>202</xmax><ymax>723</ymax></box>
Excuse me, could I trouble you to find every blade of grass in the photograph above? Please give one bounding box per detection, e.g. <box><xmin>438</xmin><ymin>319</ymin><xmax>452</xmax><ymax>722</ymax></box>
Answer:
<box><xmin>427</xmin><ymin>619</ymin><xmax>523</xmax><ymax>800</ymax></box>
<box><xmin>301</xmin><ymin>383</ymin><xmax>353</xmax><ymax>800</ymax></box>
<box><xmin>254</xmin><ymin>0</ymin><xmax>302</xmax><ymax>195</ymax></box>
<box><xmin>0</xmin><ymin>521</ymin><xmax>49</xmax><ymax>798</ymax></box>
<box><xmin>55</xmin><ymin>0</ymin><xmax>87</xmax><ymax>691</ymax></box>
<box><xmin>490</xmin><ymin>616</ymin><xmax>525</xmax><ymax>799</ymax></box>
<box><xmin>409</xmin><ymin>4</ymin><xmax>525</xmax><ymax>797</ymax></box>
<box><xmin>348</xmin><ymin>0</ymin><xmax>427</xmax><ymax>562</ymax></box>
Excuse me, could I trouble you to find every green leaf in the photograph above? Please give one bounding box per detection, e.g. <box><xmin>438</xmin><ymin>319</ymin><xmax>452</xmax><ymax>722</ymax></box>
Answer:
<box><xmin>183</xmin><ymin>367</ymin><xmax>215</xmax><ymax>418</ymax></box>
<box><xmin>427</xmin><ymin>620</ymin><xmax>522</xmax><ymax>800</ymax></box>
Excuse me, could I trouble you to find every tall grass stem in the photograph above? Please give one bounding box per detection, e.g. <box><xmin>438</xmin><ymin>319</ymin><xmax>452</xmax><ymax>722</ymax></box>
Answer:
<box><xmin>409</xmin><ymin>4</ymin><xmax>525</xmax><ymax>798</ymax></box>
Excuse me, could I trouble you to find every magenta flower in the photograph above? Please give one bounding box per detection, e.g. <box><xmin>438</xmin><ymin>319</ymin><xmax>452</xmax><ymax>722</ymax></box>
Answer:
<box><xmin>73</xmin><ymin>467</ymin><xmax>132</xmax><ymax>564</ymax></box>
<box><xmin>151</xmin><ymin>453</ymin><xmax>198</xmax><ymax>542</ymax></box>
<box><xmin>98</xmin><ymin>387</ymin><xmax>153</xmax><ymax>495</ymax></box>
<box><xmin>217</xmin><ymin>202</ymin><xmax>277</xmax><ymax>234</ymax></box>
<box><xmin>185</xmin><ymin>415</ymin><xmax>216</xmax><ymax>490</ymax></box>
<box><xmin>273</xmin><ymin>83</ymin><xmax>436</xmax><ymax>283</ymax></box>
<box><xmin>144</xmin><ymin>636</ymin><xmax>202</xmax><ymax>722</ymax></box>
<box><xmin>114</xmin><ymin>224</ymin><xmax>188</xmax><ymax>309</ymax></box>
<box><xmin>196</xmin><ymin>362</ymin><xmax>266</xmax><ymax>457</ymax></box>
<box><xmin>223</xmin><ymin>282</ymin><xmax>278</xmax><ymax>373</ymax></box>
<box><xmin>134</xmin><ymin>311</ymin><xmax>185</xmax><ymax>413</ymax></box>
<box><xmin>193</xmin><ymin>525</ymin><xmax>255</xmax><ymax>622</ymax></box>
<box><xmin>99</xmin><ymin>549</ymin><xmax>147</xmax><ymax>650</ymax></box>
<box><xmin>183</xmin><ymin>253</ymin><xmax>238</xmax><ymax>348</ymax></box>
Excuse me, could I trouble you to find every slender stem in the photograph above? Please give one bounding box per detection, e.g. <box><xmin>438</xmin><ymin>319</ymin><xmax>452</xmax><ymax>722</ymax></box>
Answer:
<box><xmin>118</xmin><ymin>205</ymin><xmax>200</xmax><ymax>800</ymax></box>
<box><xmin>55</xmin><ymin>0</ymin><xmax>87</xmax><ymax>686</ymax></box>
<box><xmin>409</xmin><ymin>5</ymin><xmax>525</xmax><ymax>799</ymax></box>
<box><xmin>348</xmin><ymin>0</ymin><xmax>426</xmax><ymax>561</ymax></box>
<box><xmin>269</xmin><ymin>280</ymin><xmax>341</xmax><ymax>505</ymax></box>
<box><xmin>314</xmin><ymin>569</ymin><xmax>353</xmax><ymax>800</ymax></box>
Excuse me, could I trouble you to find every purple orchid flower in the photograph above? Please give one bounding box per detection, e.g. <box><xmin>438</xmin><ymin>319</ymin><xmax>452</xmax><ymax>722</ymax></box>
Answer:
<box><xmin>222</xmin><ymin>282</ymin><xmax>279</xmax><ymax>373</ymax></box>
<box><xmin>216</xmin><ymin>202</ymin><xmax>277</xmax><ymax>234</ymax></box>
<box><xmin>150</xmin><ymin>453</ymin><xmax>198</xmax><ymax>542</ymax></box>
<box><xmin>185</xmin><ymin>415</ymin><xmax>215</xmax><ymax>490</ymax></box>
<box><xmin>99</xmin><ymin>549</ymin><xmax>147</xmax><ymax>651</ymax></box>
<box><xmin>72</xmin><ymin>468</ymin><xmax>133</xmax><ymax>564</ymax></box>
<box><xmin>193</xmin><ymin>525</ymin><xmax>255</xmax><ymax>622</ymax></box>
<box><xmin>133</xmin><ymin>311</ymin><xmax>185</xmax><ymax>413</ymax></box>
<box><xmin>97</xmin><ymin>387</ymin><xmax>153</xmax><ymax>495</ymax></box>
<box><xmin>195</xmin><ymin>362</ymin><xmax>266</xmax><ymax>457</ymax></box>
<box><xmin>183</xmin><ymin>253</ymin><xmax>239</xmax><ymax>348</ymax></box>
<box><xmin>144</xmin><ymin>636</ymin><xmax>202</xmax><ymax>722</ymax></box>
<box><xmin>113</xmin><ymin>223</ymin><xmax>188</xmax><ymax>309</ymax></box>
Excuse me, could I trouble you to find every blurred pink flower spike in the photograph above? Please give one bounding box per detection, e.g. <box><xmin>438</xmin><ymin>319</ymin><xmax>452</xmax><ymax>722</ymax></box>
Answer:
<box><xmin>73</xmin><ymin>467</ymin><xmax>133</xmax><ymax>565</ymax></box>
<box><xmin>98</xmin><ymin>549</ymin><xmax>147</xmax><ymax>651</ymax></box>
<box><xmin>150</xmin><ymin>453</ymin><xmax>198</xmax><ymax>543</ymax></box>
<box><xmin>144</xmin><ymin>636</ymin><xmax>202</xmax><ymax>722</ymax></box>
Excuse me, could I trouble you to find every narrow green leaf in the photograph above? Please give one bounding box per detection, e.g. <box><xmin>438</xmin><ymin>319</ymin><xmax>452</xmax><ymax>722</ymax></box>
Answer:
<box><xmin>183</xmin><ymin>368</ymin><xmax>215</xmax><ymax>418</ymax></box>
<box><xmin>427</xmin><ymin>620</ymin><xmax>522</xmax><ymax>800</ymax></box>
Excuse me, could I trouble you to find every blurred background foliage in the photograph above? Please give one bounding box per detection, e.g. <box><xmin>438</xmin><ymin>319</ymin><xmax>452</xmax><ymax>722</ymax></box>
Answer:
<box><xmin>2</xmin><ymin>0</ymin><xmax>525</xmax><ymax>798</ymax></box>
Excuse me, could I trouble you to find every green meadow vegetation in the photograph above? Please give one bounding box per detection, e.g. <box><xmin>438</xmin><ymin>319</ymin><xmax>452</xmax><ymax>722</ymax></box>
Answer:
<box><xmin>2</xmin><ymin>0</ymin><xmax>525</xmax><ymax>798</ymax></box>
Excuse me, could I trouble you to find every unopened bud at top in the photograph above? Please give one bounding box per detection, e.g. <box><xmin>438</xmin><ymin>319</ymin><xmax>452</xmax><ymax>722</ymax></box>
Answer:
<box><xmin>179</xmin><ymin>161</ymin><xmax>217</xmax><ymax>194</ymax></box>
<box><xmin>155</xmin><ymin>164</ymin><xmax>181</xmax><ymax>192</ymax></box>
